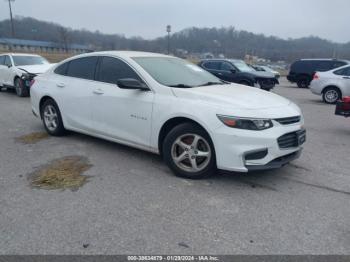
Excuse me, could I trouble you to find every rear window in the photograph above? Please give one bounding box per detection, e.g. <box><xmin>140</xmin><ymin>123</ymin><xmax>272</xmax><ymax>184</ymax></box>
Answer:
<box><xmin>54</xmin><ymin>62</ymin><xmax>69</xmax><ymax>76</ymax></box>
<box><xmin>334</xmin><ymin>66</ymin><xmax>350</xmax><ymax>76</ymax></box>
<box><xmin>66</xmin><ymin>57</ymin><xmax>98</xmax><ymax>80</ymax></box>
<box><xmin>202</xmin><ymin>61</ymin><xmax>221</xmax><ymax>70</ymax></box>
<box><xmin>0</xmin><ymin>56</ymin><xmax>5</xmax><ymax>66</ymax></box>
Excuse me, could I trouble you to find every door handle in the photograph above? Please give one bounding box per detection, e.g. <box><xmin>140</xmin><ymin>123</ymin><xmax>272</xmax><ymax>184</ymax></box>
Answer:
<box><xmin>56</xmin><ymin>83</ymin><xmax>65</xmax><ymax>88</ymax></box>
<box><xmin>217</xmin><ymin>72</ymin><xmax>223</xmax><ymax>76</ymax></box>
<box><xmin>93</xmin><ymin>88</ymin><xmax>104</xmax><ymax>95</ymax></box>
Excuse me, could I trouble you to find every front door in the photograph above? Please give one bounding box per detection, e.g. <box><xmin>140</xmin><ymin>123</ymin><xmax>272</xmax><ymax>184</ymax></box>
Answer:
<box><xmin>91</xmin><ymin>56</ymin><xmax>154</xmax><ymax>148</ymax></box>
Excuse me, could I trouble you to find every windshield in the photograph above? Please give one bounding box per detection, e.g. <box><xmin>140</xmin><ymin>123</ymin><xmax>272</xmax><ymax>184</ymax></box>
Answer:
<box><xmin>12</xmin><ymin>56</ymin><xmax>49</xmax><ymax>66</ymax></box>
<box><xmin>133</xmin><ymin>57</ymin><xmax>222</xmax><ymax>87</ymax></box>
<box><xmin>232</xmin><ymin>60</ymin><xmax>254</xmax><ymax>73</ymax></box>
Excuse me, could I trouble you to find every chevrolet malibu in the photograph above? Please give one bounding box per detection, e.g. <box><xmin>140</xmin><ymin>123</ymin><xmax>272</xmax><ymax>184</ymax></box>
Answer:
<box><xmin>30</xmin><ymin>51</ymin><xmax>306</xmax><ymax>179</ymax></box>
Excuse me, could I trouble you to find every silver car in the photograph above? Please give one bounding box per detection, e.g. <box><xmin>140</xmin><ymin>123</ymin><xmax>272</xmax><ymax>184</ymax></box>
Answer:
<box><xmin>310</xmin><ymin>65</ymin><xmax>350</xmax><ymax>104</ymax></box>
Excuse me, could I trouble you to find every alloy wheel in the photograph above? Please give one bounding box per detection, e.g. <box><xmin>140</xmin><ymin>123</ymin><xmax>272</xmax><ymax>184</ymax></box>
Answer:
<box><xmin>171</xmin><ymin>134</ymin><xmax>211</xmax><ymax>173</ymax></box>
<box><xmin>324</xmin><ymin>89</ymin><xmax>339</xmax><ymax>103</ymax></box>
<box><xmin>43</xmin><ymin>105</ymin><xmax>59</xmax><ymax>132</ymax></box>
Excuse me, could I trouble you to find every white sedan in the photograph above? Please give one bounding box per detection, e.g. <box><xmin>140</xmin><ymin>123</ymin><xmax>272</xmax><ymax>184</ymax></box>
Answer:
<box><xmin>30</xmin><ymin>51</ymin><xmax>306</xmax><ymax>179</ymax></box>
<box><xmin>0</xmin><ymin>53</ymin><xmax>53</xmax><ymax>97</ymax></box>
<box><xmin>310</xmin><ymin>65</ymin><xmax>350</xmax><ymax>104</ymax></box>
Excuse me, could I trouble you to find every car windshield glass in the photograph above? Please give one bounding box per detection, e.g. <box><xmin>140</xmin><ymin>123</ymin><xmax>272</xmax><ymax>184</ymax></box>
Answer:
<box><xmin>232</xmin><ymin>60</ymin><xmax>254</xmax><ymax>72</ymax></box>
<box><xmin>133</xmin><ymin>57</ymin><xmax>222</xmax><ymax>87</ymax></box>
<box><xmin>12</xmin><ymin>56</ymin><xmax>49</xmax><ymax>66</ymax></box>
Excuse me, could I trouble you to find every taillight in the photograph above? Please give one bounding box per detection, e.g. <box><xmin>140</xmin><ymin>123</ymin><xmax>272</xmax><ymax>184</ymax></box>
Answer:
<box><xmin>29</xmin><ymin>79</ymin><xmax>35</xmax><ymax>87</ymax></box>
<box><xmin>313</xmin><ymin>73</ymin><xmax>319</xmax><ymax>80</ymax></box>
<box><xmin>342</xmin><ymin>96</ymin><xmax>350</xmax><ymax>103</ymax></box>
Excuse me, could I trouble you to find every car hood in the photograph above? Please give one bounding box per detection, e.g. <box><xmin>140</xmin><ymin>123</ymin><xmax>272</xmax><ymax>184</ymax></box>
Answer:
<box><xmin>172</xmin><ymin>83</ymin><xmax>291</xmax><ymax>110</ymax></box>
<box><xmin>17</xmin><ymin>64</ymin><xmax>54</xmax><ymax>74</ymax></box>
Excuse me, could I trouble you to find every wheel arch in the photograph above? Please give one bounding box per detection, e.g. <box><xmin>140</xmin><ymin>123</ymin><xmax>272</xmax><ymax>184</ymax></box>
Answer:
<box><xmin>322</xmin><ymin>85</ymin><xmax>342</xmax><ymax>95</ymax></box>
<box><xmin>39</xmin><ymin>96</ymin><xmax>57</xmax><ymax>118</ymax></box>
<box><xmin>157</xmin><ymin>117</ymin><xmax>213</xmax><ymax>156</ymax></box>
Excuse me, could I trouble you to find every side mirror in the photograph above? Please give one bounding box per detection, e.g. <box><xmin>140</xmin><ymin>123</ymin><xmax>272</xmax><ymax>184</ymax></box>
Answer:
<box><xmin>230</xmin><ymin>69</ymin><xmax>236</xmax><ymax>74</ymax></box>
<box><xmin>117</xmin><ymin>78</ymin><xmax>149</xmax><ymax>91</ymax></box>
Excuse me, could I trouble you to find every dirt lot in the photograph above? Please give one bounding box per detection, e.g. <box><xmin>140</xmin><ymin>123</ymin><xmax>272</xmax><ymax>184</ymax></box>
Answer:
<box><xmin>0</xmin><ymin>78</ymin><xmax>349</xmax><ymax>254</ymax></box>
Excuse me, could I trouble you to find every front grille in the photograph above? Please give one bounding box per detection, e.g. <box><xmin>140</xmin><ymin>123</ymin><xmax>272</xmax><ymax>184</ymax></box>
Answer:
<box><xmin>275</xmin><ymin>116</ymin><xmax>301</xmax><ymax>125</ymax></box>
<box><xmin>278</xmin><ymin>130</ymin><xmax>306</xmax><ymax>149</ymax></box>
<box><xmin>258</xmin><ymin>78</ymin><xmax>275</xmax><ymax>88</ymax></box>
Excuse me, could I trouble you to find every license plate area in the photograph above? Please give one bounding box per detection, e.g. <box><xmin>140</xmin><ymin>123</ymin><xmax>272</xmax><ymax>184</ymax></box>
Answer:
<box><xmin>296</xmin><ymin>130</ymin><xmax>306</xmax><ymax>146</ymax></box>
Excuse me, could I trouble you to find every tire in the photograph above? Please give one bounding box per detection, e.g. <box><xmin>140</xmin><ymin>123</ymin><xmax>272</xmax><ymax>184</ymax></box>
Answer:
<box><xmin>40</xmin><ymin>99</ymin><xmax>66</xmax><ymax>136</ymax></box>
<box><xmin>297</xmin><ymin>77</ymin><xmax>309</xmax><ymax>88</ymax></box>
<box><xmin>162</xmin><ymin>123</ymin><xmax>216</xmax><ymax>179</ymax></box>
<box><xmin>322</xmin><ymin>87</ymin><xmax>342</xmax><ymax>104</ymax></box>
<box><xmin>14</xmin><ymin>78</ymin><xmax>29</xmax><ymax>97</ymax></box>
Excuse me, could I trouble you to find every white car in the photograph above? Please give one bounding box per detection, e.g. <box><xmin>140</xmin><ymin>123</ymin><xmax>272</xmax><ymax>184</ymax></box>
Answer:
<box><xmin>0</xmin><ymin>53</ymin><xmax>53</xmax><ymax>97</ymax></box>
<box><xmin>30</xmin><ymin>51</ymin><xmax>306</xmax><ymax>179</ymax></box>
<box><xmin>310</xmin><ymin>65</ymin><xmax>350</xmax><ymax>104</ymax></box>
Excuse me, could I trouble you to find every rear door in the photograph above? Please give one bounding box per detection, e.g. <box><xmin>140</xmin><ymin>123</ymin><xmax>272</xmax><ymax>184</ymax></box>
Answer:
<box><xmin>334</xmin><ymin>66</ymin><xmax>350</xmax><ymax>96</ymax></box>
<box><xmin>0</xmin><ymin>55</ymin><xmax>5</xmax><ymax>85</ymax></box>
<box><xmin>201</xmin><ymin>61</ymin><xmax>223</xmax><ymax>78</ymax></box>
<box><xmin>2</xmin><ymin>55</ymin><xmax>14</xmax><ymax>85</ymax></box>
<box><xmin>52</xmin><ymin>56</ymin><xmax>99</xmax><ymax>131</ymax></box>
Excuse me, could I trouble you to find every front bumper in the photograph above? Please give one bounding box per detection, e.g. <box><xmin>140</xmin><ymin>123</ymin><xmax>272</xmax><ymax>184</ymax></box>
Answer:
<box><xmin>213</xmin><ymin>121</ymin><xmax>305</xmax><ymax>172</ymax></box>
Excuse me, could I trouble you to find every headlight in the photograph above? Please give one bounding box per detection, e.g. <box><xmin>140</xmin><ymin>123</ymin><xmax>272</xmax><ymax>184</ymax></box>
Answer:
<box><xmin>21</xmin><ymin>73</ymin><xmax>30</xmax><ymax>80</ymax></box>
<box><xmin>217</xmin><ymin>115</ymin><xmax>273</xmax><ymax>130</ymax></box>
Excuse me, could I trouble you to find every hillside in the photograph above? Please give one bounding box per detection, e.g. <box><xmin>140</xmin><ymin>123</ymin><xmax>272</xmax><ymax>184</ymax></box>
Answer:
<box><xmin>1</xmin><ymin>17</ymin><xmax>349</xmax><ymax>62</ymax></box>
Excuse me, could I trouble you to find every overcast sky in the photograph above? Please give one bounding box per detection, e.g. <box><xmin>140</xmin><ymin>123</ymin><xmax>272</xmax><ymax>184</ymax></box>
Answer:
<box><xmin>0</xmin><ymin>0</ymin><xmax>349</xmax><ymax>43</ymax></box>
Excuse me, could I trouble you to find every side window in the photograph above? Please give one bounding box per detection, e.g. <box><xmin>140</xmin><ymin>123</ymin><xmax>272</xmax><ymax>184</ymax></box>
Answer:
<box><xmin>203</xmin><ymin>61</ymin><xmax>220</xmax><ymax>70</ymax></box>
<box><xmin>221</xmin><ymin>62</ymin><xmax>234</xmax><ymax>71</ymax></box>
<box><xmin>4</xmin><ymin>56</ymin><xmax>12</xmax><ymax>67</ymax></box>
<box><xmin>0</xmin><ymin>56</ymin><xmax>5</xmax><ymax>66</ymax></box>
<box><xmin>54</xmin><ymin>62</ymin><xmax>69</xmax><ymax>76</ymax></box>
<box><xmin>97</xmin><ymin>57</ymin><xmax>142</xmax><ymax>84</ymax></box>
<box><xmin>316</xmin><ymin>61</ymin><xmax>332</xmax><ymax>72</ymax></box>
<box><xmin>66</xmin><ymin>57</ymin><xmax>98</xmax><ymax>80</ymax></box>
<box><xmin>334</xmin><ymin>67</ymin><xmax>350</xmax><ymax>76</ymax></box>
<box><xmin>332</xmin><ymin>61</ymin><xmax>346</xmax><ymax>69</ymax></box>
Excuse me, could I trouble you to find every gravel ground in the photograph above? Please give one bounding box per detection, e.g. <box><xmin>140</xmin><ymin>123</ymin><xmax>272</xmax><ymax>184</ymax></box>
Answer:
<box><xmin>0</xmin><ymin>78</ymin><xmax>349</xmax><ymax>254</ymax></box>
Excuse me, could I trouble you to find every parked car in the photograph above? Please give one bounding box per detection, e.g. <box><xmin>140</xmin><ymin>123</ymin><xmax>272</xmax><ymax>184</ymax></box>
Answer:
<box><xmin>335</xmin><ymin>97</ymin><xmax>350</xmax><ymax>117</ymax></box>
<box><xmin>198</xmin><ymin>59</ymin><xmax>279</xmax><ymax>91</ymax></box>
<box><xmin>310</xmin><ymin>65</ymin><xmax>350</xmax><ymax>104</ymax></box>
<box><xmin>287</xmin><ymin>59</ymin><xmax>348</xmax><ymax>88</ymax></box>
<box><xmin>251</xmin><ymin>65</ymin><xmax>280</xmax><ymax>79</ymax></box>
<box><xmin>31</xmin><ymin>51</ymin><xmax>305</xmax><ymax>179</ymax></box>
<box><xmin>0</xmin><ymin>53</ymin><xmax>53</xmax><ymax>97</ymax></box>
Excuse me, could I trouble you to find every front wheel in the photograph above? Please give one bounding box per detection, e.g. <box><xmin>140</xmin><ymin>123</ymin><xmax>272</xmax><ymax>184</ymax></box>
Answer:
<box><xmin>162</xmin><ymin>123</ymin><xmax>216</xmax><ymax>179</ymax></box>
<box><xmin>323</xmin><ymin>87</ymin><xmax>341</xmax><ymax>104</ymax></box>
<box><xmin>15</xmin><ymin>78</ymin><xmax>29</xmax><ymax>97</ymax></box>
<box><xmin>41</xmin><ymin>99</ymin><xmax>66</xmax><ymax>136</ymax></box>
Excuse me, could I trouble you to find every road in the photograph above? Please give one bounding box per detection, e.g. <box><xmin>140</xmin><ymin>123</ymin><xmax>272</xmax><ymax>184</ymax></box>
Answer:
<box><xmin>0</xmin><ymin>79</ymin><xmax>349</xmax><ymax>254</ymax></box>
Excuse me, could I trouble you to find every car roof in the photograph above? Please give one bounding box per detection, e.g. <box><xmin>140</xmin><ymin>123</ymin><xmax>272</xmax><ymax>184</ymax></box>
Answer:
<box><xmin>200</xmin><ymin>59</ymin><xmax>244</xmax><ymax>63</ymax></box>
<box><xmin>72</xmin><ymin>51</ymin><xmax>171</xmax><ymax>59</ymax></box>
<box><xmin>0</xmin><ymin>53</ymin><xmax>43</xmax><ymax>57</ymax></box>
<box><xmin>299</xmin><ymin>58</ymin><xmax>349</xmax><ymax>62</ymax></box>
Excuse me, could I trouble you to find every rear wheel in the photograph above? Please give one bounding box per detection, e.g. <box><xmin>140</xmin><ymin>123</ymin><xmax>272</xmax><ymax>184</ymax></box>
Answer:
<box><xmin>297</xmin><ymin>77</ymin><xmax>309</xmax><ymax>88</ymax></box>
<box><xmin>14</xmin><ymin>78</ymin><xmax>29</xmax><ymax>97</ymax></box>
<box><xmin>162</xmin><ymin>123</ymin><xmax>216</xmax><ymax>179</ymax></box>
<box><xmin>41</xmin><ymin>99</ymin><xmax>66</xmax><ymax>136</ymax></box>
<box><xmin>323</xmin><ymin>87</ymin><xmax>341</xmax><ymax>104</ymax></box>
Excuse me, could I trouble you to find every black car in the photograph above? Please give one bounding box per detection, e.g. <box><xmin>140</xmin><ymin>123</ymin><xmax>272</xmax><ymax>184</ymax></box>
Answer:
<box><xmin>287</xmin><ymin>59</ymin><xmax>349</xmax><ymax>88</ymax></box>
<box><xmin>199</xmin><ymin>59</ymin><xmax>278</xmax><ymax>91</ymax></box>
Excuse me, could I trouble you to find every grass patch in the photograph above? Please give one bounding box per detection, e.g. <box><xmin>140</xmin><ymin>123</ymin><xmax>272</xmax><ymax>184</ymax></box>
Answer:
<box><xmin>16</xmin><ymin>132</ymin><xmax>49</xmax><ymax>144</ymax></box>
<box><xmin>30</xmin><ymin>156</ymin><xmax>92</xmax><ymax>191</ymax></box>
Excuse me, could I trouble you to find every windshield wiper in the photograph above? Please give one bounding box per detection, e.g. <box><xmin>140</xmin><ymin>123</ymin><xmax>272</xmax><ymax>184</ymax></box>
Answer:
<box><xmin>197</xmin><ymin>81</ymin><xmax>226</xmax><ymax>87</ymax></box>
<box><xmin>169</xmin><ymin>84</ymin><xmax>194</xmax><ymax>88</ymax></box>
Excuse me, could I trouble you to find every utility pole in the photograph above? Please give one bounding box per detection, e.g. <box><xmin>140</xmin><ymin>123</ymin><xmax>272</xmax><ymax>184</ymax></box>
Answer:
<box><xmin>166</xmin><ymin>25</ymin><xmax>171</xmax><ymax>55</ymax></box>
<box><xmin>6</xmin><ymin>0</ymin><xmax>15</xmax><ymax>37</ymax></box>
